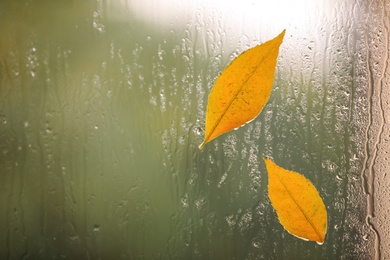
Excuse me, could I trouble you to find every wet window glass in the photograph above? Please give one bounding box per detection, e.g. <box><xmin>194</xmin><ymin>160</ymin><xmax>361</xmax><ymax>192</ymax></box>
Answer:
<box><xmin>0</xmin><ymin>0</ymin><xmax>389</xmax><ymax>259</ymax></box>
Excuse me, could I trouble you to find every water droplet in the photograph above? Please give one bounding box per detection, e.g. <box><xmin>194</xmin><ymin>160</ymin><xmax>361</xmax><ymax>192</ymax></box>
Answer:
<box><xmin>93</xmin><ymin>224</ymin><xmax>100</xmax><ymax>232</ymax></box>
<box><xmin>193</xmin><ymin>127</ymin><xmax>202</xmax><ymax>135</ymax></box>
<box><xmin>253</xmin><ymin>241</ymin><xmax>261</xmax><ymax>248</ymax></box>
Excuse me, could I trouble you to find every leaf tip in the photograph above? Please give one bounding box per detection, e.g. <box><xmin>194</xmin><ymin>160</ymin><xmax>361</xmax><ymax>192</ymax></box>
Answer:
<box><xmin>275</xmin><ymin>29</ymin><xmax>286</xmax><ymax>44</ymax></box>
<box><xmin>280</xmin><ymin>29</ymin><xmax>286</xmax><ymax>37</ymax></box>
<box><xmin>264</xmin><ymin>157</ymin><xmax>272</xmax><ymax>166</ymax></box>
<box><xmin>198</xmin><ymin>142</ymin><xmax>205</xmax><ymax>150</ymax></box>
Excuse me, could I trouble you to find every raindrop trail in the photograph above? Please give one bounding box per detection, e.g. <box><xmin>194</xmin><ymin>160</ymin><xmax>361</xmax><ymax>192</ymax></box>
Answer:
<box><xmin>361</xmin><ymin>1</ymin><xmax>389</xmax><ymax>260</ymax></box>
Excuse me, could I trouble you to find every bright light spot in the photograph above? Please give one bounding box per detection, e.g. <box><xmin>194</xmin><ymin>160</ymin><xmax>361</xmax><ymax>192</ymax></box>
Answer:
<box><xmin>110</xmin><ymin>0</ymin><xmax>328</xmax><ymax>38</ymax></box>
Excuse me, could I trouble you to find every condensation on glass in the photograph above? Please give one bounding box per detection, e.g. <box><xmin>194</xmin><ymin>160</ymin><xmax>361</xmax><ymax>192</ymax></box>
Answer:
<box><xmin>0</xmin><ymin>0</ymin><xmax>388</xmax><ymax>259</ymax></box>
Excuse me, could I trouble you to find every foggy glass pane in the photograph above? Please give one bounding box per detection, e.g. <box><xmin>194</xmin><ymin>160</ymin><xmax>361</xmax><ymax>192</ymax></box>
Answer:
<box><xmin>0</xmin><ymin>0</ymin><xmax>389</xmax><ymax>259</ymax></box>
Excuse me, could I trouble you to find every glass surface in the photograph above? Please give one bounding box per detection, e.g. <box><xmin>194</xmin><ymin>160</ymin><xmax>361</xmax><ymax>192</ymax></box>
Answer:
<box><xmin>0</xmin><ymin>0</ymin><xmax>388</xmax><ymax>259</ymax></box>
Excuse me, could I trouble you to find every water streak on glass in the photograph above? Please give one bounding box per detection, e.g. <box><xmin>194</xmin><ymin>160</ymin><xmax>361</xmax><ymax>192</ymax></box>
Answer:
<box><xmin>0</xmin><ymin>0</ymin><xmax>388</xmax><ymax>259</ymax></box>
<box><xmin>360</xmin><ymin>1</ymin><xmax>390</xmax><ymax>260</ymax></box>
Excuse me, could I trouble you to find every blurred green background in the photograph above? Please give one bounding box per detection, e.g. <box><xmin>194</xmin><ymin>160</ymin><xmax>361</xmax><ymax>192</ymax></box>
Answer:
<box><xmin>1</xmin><ymin>0</ymin><xmax>387</xmax><ymax>259</ymax></box>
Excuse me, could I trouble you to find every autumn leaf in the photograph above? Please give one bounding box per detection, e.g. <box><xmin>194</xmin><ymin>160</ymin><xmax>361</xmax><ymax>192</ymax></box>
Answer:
<box><xmin>264</xmin><ymin>158</ymin><xmax>327</xmax><ymax>244</ymax></box>
<box><xmin>199</xmin><ymin>30</ymin><xmax>285</xmax><ymax>149</ymax></box>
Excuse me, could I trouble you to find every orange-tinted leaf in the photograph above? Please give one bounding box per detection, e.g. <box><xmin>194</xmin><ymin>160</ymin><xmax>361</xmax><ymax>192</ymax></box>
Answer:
<box><xmin>264</xmin><ymin>158</ymin><xmax>327</xmax><ymax>244</ymax></box>
<box><xmin>199</xmin><ymin>30</ymin><xmax>285</xmax><ymax>149</ymax></box>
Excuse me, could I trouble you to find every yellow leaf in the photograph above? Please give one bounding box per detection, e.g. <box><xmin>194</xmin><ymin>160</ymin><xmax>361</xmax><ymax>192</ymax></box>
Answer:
<box><xmin>264</xmin><ymin>158</ymin><xmax>327</xmax><ymax>244</ymax></box>
<box><xmin>199</xmin><ymin>30</ymin><xmax>285</xmax><ymax>149</ymax></box>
